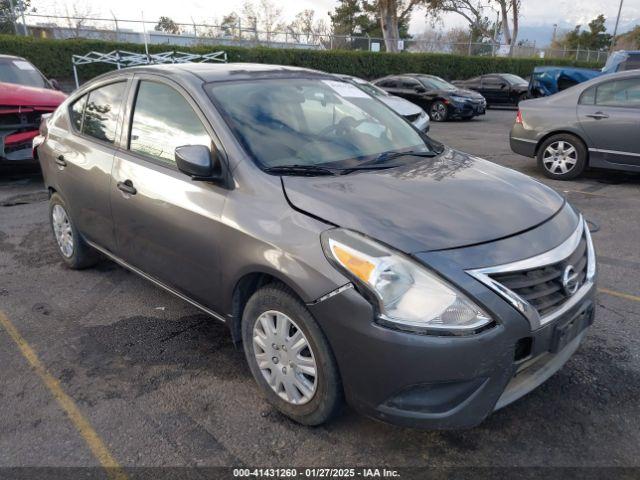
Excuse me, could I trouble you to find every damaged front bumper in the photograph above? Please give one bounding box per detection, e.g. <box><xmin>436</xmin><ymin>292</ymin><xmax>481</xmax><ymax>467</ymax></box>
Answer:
<box><xmin>1</xmin><ymin>106</ymin><xmax>54</xmax><ymax>163</ymax></box>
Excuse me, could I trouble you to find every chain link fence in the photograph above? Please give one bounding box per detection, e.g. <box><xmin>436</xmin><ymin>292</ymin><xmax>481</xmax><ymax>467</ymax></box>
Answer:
<box><xmin>20</xmin><ymin>13</ymin><xmax>608</xmax><ymax>63</ymax></box>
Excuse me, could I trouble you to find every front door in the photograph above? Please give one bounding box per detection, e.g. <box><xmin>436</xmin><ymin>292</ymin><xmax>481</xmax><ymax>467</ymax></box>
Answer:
<box><xmin>110</xmin><ymin>76</ymin><xmax>228</xmax><ymax>311</ymax></box>
<box><xmin>481</xmin><ymin>75</ymin><xmax>508</xmax><ymax>105</ymax></box>
<box><xmin>577</xmin><ymin>76</ymin><xmax>640</xmax><ymax>166</ymax></box>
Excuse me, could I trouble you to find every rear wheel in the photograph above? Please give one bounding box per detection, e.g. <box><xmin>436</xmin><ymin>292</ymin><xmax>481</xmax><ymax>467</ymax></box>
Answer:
<box><xmin>429</xmin><ymin>101</ymin><xmax>448</xmax><ymax>122</ymax></box>
<box><xmin>49</xmin><ymin>193</ymin><xmax>99</xmax><ymax>269</ymax></box>
<box><xmin>536</xmin><ymin>134</ymin><xmax>587</xmax><ymax>180</ymax></box>
<box><xmin>242</xmin><ymin>284</ymin><xmax>343</xmax><ymax>426</ymax></box>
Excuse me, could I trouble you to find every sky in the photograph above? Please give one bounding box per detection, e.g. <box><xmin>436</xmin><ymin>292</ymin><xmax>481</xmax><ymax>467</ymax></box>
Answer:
<box><xmin>31</xmin><ymin>0</ymin><xmax>640</xmax><ymax>44</ymax></box>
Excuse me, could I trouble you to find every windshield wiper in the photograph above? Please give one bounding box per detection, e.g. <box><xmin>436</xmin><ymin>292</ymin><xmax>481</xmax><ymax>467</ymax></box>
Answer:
<box><xmin>263</xmin><ymin>164</ymin><xmax>340</xmax><ymax>176</ymax></box>
<box><xmin>374</xmin><ymin>150</ymin><xmax>438</xmax><ymax>163</ymax></box>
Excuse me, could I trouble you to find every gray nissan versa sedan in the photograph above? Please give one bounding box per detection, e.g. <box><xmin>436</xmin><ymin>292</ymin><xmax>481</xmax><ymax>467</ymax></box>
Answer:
<box><xmin>35</xmin><ymin>63</ymin><xmax>597</xmax><ymax>429</ymax></box>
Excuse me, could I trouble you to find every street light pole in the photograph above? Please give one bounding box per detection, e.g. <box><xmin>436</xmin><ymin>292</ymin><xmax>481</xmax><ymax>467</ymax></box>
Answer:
<box><xmin>610</xmin><ymin>0</ymin><xmax>624</xmax><ymax>52</ymax></box>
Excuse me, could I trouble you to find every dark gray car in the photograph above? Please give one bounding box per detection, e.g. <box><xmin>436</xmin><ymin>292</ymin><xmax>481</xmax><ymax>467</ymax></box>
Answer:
<box><xmin>35</xmin><ymin>63</ymin><xmax>597</xmax><ymax>429</ymax></box>
<box><xmin>510</xmin><ymin>70</ymin><xmax>640</xmax><ymax>180</ymax></box>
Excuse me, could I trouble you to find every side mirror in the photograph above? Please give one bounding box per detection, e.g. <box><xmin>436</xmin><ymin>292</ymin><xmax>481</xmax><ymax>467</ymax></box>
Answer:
<box><xmin>500</xmin><ymin>83</ymin><xmax>507</xmax><ymax>89</ymax></box>
<box><xmin>175</xmin><ymin>145</ymin><xmax>221</xmax><ymax>180</ymax></box>
<box><xmin>49</xmin><ymin>78</ymin><xmax>61</xmax><ymax>91</ymax></box>
<box><xmin>414</xmin><ymin>86</ymin><xmax>427</xmax><ymax>93</ymax></box>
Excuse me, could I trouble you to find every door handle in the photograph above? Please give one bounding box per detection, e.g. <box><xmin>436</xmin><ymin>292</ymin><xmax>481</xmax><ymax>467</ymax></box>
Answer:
<box><xmin>55</xmin><ymin>154</ymin><xmax>67</xmax><ymax>167</ymax></box>
<box><xmin>116</xmin><ymin>180</ymin><xmax>137</xmax><ymax>196</ymax></box>
<box><xmin>586</xmin><ymin>112</ymin><xmax>609</xmax><ymax>119</ymax></box>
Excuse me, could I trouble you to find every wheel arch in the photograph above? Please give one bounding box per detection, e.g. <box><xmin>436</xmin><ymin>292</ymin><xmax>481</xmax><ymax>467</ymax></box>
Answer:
<box><xmin>534</xmin><ymin>129</ymin><xmax>590</xmax><ymax>164</ymax></box>
<box><xmin>228</xmin><ymin>269</ymin><xmax>309</xmax><ymax>346</ymax></box>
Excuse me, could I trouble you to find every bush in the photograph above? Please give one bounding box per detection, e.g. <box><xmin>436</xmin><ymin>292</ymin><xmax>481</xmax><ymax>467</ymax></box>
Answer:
<box><xmin>0</xmin><ymin>34</ymin><xmax>602</xmax><ymax>84</ymax></box>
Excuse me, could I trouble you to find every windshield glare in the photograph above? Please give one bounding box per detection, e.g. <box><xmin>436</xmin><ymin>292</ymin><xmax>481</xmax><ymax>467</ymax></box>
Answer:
<box><xmin>0</xmin><ymin>59</ymin><xmax>49</xmax><ymax>89</ymax></box>
<box><xmin>354</xmin><ymin>82</ymin><xmax>389</xmax><ymax>98</ymax></box>
<box><xmin>207</xmin><ymin>78</ymin><xmax>430</xmax><ymax>169</ymax></box>
<box><xmin>419</xmin><ymin>76</ymin><xmax>456</xmax><ymax>91</ymax></box>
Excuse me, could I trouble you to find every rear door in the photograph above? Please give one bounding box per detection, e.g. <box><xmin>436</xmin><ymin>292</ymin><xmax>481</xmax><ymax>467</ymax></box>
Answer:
<box><xmin>46</xmin><ymin>79</ymin><xmax>129</xmax><ymax>251</ymax></box>
<box><xmin>110</xmin><ymin>74</ymin><xmax>228</xmax><ymax>311</ymax></box>
<box><xmin>577</xmin><ymin>76</ymin><xmax>640</xmax><ymax>166</ymax></box>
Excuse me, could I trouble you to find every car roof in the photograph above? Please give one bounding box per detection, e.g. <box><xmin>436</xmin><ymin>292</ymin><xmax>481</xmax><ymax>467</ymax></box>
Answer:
<box><xmin>0</xmin><ymin>54</ymin><xmax>26</xmax><ymax>61</ymax></box>
<box><xmin>92</xmin><ymin>62</ymin><xmax>334</xmax><ymax>84</ymax></box>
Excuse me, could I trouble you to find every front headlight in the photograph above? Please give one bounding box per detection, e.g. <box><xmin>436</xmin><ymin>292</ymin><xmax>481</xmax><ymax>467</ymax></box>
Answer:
<box><xmin>321</xmin><ymin>229</ymin><xmax>493</xmax><ymax>335</ymax></box>
<box><xmin>450</xmin><ymin>95</ymin><xmax>469</xmax><ymax>103</ymax></box>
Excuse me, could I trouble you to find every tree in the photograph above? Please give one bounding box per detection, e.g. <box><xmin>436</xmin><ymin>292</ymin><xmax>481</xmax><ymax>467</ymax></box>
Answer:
<box><xmin>0</xmin><ymin>0</ymin><xmax>32</xmax><ymax>34</ymax></box>
<box><xmin>554</xmin><ymin>15</ymin><xmax>612</xmax><ymax>51</ymax></box>
<box><xmin>328</xmin><ymin>0</ymin><xmax>413</xmax><ymax>51</ymax></box>
<box><xmin>155</xmin><ymin>16</ymin><xmax>180</xmax><ymax>34</ymax></box>
<box><xmin>614</xmin><ymin>25</ymin><xmax>640</xmax><ymax>50</ymax></box>
<box><xmin>427</xmin><ymin>0</ymin><xmax>519</xmax><ymax>54</ymax></box>
<box><xmin>286</xmin><ymin>10</ymin><xmax>328</xmax><ymax>44</ymax></box>
<box><xmin>376</xmin><ymin>0</ymin><xmax>422</xmax><ymax>52</ymax></box>
<box><xmin>220</xmin><ymin>12</ymin><xmax>240</xmax><ymax>38</ymax></box>
<box><xmin>240</xmin><ymin>0</ymin><xmax>284</xmax><ymax>42</ymax></box>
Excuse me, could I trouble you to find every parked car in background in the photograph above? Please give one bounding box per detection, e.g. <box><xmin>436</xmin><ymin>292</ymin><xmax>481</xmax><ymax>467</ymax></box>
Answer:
<box><xmin>0</xmin><ymin>55</ymin><xmax>66</xmax><ymax>165</ymax></box>
<box><xmin>36</xmin><ymin>63</ymin><xmax>596</xmax><ymax>429</ymax></box>
<box><xmin>374</xmin><ymin>74</ymin><xmax>486</xmax><ymax>122</ymax></box>
<box><xmin>602</xmin><ymin>50</ymin><xmax>640</xmax><ymax>74</ymax></box>
<box><xmin>337</xmin><ymin>74</ymin><xmax>429</xmax><ymax>132</ymax></box>
<box><xmin>510</xmin><ymin>70</ymin><xmax>640</xmax><ymax>180</ymax></box>
<box><xmin>527</xmin><ymin>66</ymin><xmax>601</xmax><ymax>98</ymax></box>
<box><xmin>452</xmin><ymin>73</ymin><xmax>529</xmax><ymax>106</ymax></box>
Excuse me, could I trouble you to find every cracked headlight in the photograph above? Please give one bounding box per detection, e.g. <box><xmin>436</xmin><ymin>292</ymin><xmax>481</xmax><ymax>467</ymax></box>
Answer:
<box><xmin>321</xmin><ymin>229</ymin><xmax>492</xmax><ymax>334</ymax></box>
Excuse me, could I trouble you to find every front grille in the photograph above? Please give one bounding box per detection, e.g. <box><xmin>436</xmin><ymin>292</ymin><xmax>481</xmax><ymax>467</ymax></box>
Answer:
<box><xmin>488</xmin><ymin>235</ymin><xmax>588</xmax><ymax>318</ymax></box>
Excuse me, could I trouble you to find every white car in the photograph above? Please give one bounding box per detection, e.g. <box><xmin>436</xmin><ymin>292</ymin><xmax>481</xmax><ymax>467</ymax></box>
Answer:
<box><xmin>337</xmin><ymin>74</ymin><xmax>430</xmax><ymax>133</ymax></box>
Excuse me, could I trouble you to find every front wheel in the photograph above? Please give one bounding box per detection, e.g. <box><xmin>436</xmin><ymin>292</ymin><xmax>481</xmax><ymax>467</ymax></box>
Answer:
<box><xmin>429</xmin><ymin>101</ymin><xmax>448</xmax><ymax>122</ymax></box>
<box><xmin>242</xmin><ymin>284</ymin><xmax>343</xmax><ymax>426</ymax></box>
<box><xmin>536</xmin><ymin>134</ymin><xmax>587</xmax><ymax>180</ymax></box>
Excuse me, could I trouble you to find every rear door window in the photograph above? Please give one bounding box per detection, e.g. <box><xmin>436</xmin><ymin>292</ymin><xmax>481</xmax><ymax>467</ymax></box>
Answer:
<box><xmin>82</xmin><ymin>82</ymin><xmax>127</xmax><ymax>143</ymax></box>
<box><xmin>128</xmin><ymin>81</ymin><xmax>211</xmax><ymax>165</ymax></box>
<box><xmin>595</xmin><ymin>78</ymin><xmax>640</xmax><ymax>108</ymax></box>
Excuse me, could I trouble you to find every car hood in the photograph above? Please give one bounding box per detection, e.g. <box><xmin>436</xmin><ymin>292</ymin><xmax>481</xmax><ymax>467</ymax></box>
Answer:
<box><xmin>378</xmin><ymin>95</ymin><xmax>423</xmax><ymax>116</ymax></box>
<box><xmin>0</xmin><ymin>82</ymin><xmax>67</xmax><ymax>107</ymax></box>
<box><xmin>282</xmin><ymin>149</ymin><xmax>565</xmax><ymax>253</ymax></box>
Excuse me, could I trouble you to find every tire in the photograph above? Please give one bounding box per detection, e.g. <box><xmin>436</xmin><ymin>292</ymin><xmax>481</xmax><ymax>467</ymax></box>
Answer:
<box><xmin>242</xmin><ymin>284</ymin><xmax>343</xmax><ymax>426</ymax></box>
<box><xmin>429</xmin><ymin>100</ymin><xmax>448</xmax><ymax>122</ymax></box>
<box><xmin>536</xmin><ymin>134</ymin><xmax>587</xmax><ymax>180</ymax></box>
<box><xmin>49</xmin><ymin>192</ymin><xmax>99</xmax><ymax>269</ymax></box>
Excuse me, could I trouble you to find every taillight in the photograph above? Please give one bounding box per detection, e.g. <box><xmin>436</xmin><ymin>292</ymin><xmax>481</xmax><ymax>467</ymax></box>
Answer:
<box><xmin>515</xmin><ymin>110</ymin><xmax>523</xmax><ymax>124</ymax></box>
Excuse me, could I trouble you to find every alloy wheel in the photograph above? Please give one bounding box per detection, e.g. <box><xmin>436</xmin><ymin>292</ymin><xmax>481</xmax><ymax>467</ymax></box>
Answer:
<box><xmin>252</xmin><ymin>310</ymin><xmax>318</xmax><ymax>405</ymax></box>
<box><xmin>52</xmin><ymin>204</ymin><xmax>74</xmax><ymax>258</ymax></box>
<box><xmin>542</xmin><ymin>141</ymin><xmax>578</xmax><ymax>175</ymax></box>
<box><xmin>430</xmin><ymin>102</ymin><xmax>447</xmax><ymax>121</ymax></box>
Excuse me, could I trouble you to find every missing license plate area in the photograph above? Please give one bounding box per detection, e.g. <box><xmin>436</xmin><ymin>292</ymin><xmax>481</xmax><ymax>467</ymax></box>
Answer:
<box><xmin>551</xmin><ymin>306</ymin><xmax>594</xmax><ymax>353</ymax></box>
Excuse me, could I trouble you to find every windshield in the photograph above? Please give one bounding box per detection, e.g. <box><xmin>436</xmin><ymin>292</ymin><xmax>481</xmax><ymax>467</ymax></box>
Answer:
<box><xmin>418</xmin><ymin>76</ymin><xmax>456</xmax><ymax>91</ymax></box>
<box><xmin>0</xmin><ymin>59</ymin><xmax>49</xmax><ymax>89</ymax></box>
<box><xmin>206</xmin><ymin>78</ymin><xmax>431</xmax><ymax>169</ymax></box>
<box><xmin>501</xmin><ymin>74</ymin><xmax>528</xmax><ymax>86</ymax></box>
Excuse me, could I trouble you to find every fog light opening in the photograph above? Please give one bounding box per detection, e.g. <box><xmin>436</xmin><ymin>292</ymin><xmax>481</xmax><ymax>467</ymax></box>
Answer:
<box><xmin>514</xmin><ymin>337</ymin><xmax>533</xmax><ymax>362</ymax></box>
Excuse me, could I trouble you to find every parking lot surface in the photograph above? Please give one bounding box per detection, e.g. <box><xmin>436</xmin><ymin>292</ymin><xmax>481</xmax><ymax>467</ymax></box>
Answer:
<box><xmin>1</xmin><ymin>109</ymin><xmax>639</xmax><ymax>470</ymax></box>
